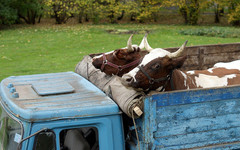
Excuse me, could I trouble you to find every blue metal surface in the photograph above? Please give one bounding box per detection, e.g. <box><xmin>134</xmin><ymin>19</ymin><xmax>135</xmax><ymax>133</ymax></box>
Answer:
<box><xmin>133</xmin><ymin>85</ymin><xmax>240</xmax><ymax>150</ymax></box>
<box><xmin>0</xmin><ymin>72</ymin><xmax>119</xmax><ymax>122</ymax></box>
<box><xmin>26</xmin><ymin>115</ymin><xmax>125</xmax><ymax>150</ymax></box>
<box><xmin>32</xmin><ymin>81</ymin><xmax>74</xmax><ymax>96</ymax></box>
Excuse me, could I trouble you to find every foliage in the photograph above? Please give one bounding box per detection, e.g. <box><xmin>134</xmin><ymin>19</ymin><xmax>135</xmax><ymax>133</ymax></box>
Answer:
<box><xmin>180</xmin><ymin>27</ymin><xmax>240</xmax><ymax>38</ymax></box>
<box><xmin>0</xmin><ymin>0</ymin><xmax>17</xmax><ymax>25</ymax></box>
<box><xmin>209</xmin><ymin>0</ymin><xmax>226</xmax><ymax>23</ymax></box>
<box><xmin>74</xmin><ymin>0</ymin><xmax>101</xmax><ymax>24</ymax></box>
<box><xmin>99</xmin><ymin>0</ymin><xmax>125</xmax><ymax>24</ymax></box>
<box><xmin>124</xmin><ymin>0</ymin><xmax>162</xmax><ymax>23</ymax></box>
<box><xmin>1</xmin><ymin>0</ymin><xmax>240</xmax><ymax>25</ymax></box>
<box><xmin>124</xmin><ymin>0</ymin><xmax>139</xmax><ymax>21</ymax></box>
<box><xmin>13</xmin><ymin>0</ymin><xmax>44</xmax><ymax>24</ymax></box>
<box><xmin>162</xmin><ymin>0</ymin><xmax>210</xmax><ymax>25</ymax></box>
<box><xmin>138</xmin><ymin>0</ymin><xmax>162</xmax><ymax>23</ymax></box>
<box><xmin>45</xmin><ymin>0</ymin><xmax>78</xmax><ymax>24</ymax></box>
<box><xmin>227</xmin><ymin>0</ymin><xmax>240</xmax><ymax>26</ymax></box>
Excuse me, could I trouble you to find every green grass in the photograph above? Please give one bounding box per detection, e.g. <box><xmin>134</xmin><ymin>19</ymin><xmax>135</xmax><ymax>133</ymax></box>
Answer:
<box><xmin>0</xmin><ymin>24</ymin><xmax>240</xmax><ymax>81</ymax></box>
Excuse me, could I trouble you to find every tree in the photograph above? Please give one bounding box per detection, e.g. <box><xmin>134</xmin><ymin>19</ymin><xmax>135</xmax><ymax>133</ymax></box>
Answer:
<box><xmin>99</xmin><ymin>0</ymin><xmax>124</xmax><ymax>23</ymax></box>
<box><xmin>209</xmin><ymin>0</ymin><xmax>225</xmax><ymax>23</ymax></box>
<box><xmin>124</xmin><ymin>0</ymin><xmax>161</xmax><ymax>23</ymax></box>
<box><xmin>226</xmin><ymin>0</ymin><xmax>240</xmax><ymax>26</ymax></box>
<box><xmin>137</xmin><ymin>0</ymin><xmax>162</xmax><ymax>23</ymax></box>
<box><xmin>163</xmin><ymin>0</ymin><xmax>209</xmax><ymax>25</ymax></box>
<box><xmin>13</xmin><ymin>0</ymin><xmax>44</xmax><ymax>24</ymax></box>
<box><xmin>75</xmin><ymin>0</ymin><xmax>88</xmax><ymax>23</ymax></box>
<box><xmin>0</xmin><ymin>0</ymin><xmax>18</xmax><ymax>25</ymax></box>
<box><xmin>45</xmin><ymin>0</ymin><xmax>78</xmax><ymax>24</ymax></box>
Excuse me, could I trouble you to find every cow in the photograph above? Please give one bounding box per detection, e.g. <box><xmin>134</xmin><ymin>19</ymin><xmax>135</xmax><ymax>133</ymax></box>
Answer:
<box><xmin>92</xmin><ymin>34</ymin><xmax>148</xmax><ymax>77</ymax></box>
<box><xmin>121</xmin><ymin>36</ymin><xmax>240</xmax><ymax>92</ymax></box>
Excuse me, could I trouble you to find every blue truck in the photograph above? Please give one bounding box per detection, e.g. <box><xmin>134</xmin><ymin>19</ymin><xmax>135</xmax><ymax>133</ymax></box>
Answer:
<box><xmin>0</xmin><ymin>43</ymin><xmax>240</xmax><ymax>150</ymax></box>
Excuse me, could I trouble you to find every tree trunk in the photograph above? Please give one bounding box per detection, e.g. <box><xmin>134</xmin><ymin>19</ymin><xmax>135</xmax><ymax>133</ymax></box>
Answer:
<box><xmin>130</xmin><ymin>14</ymin><xmax>136</xmax><ymax>21</ymax></box>
<box><xmin>179</xmin><ymin>7</ymin><xmax>188</xmax><ymax>24</ymax></box>
<box><xmin>117</xmin><ymin>10</ymin><xmax>124</xmax><ymax>20</ymax></box>
<box><xmin>38</xmin><ymin>14</ymin><xmax>42</xmax><ymax>23</ymax></box>
<box><xmin>214</xmin><ymin>4</ymin><xmax>220</xmax><ymax>23</ymax></box>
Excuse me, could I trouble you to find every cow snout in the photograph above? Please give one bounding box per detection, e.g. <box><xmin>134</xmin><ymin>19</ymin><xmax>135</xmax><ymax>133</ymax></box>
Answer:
<box><xmin>121</xmin><ymin>74</ymin><xmax>134</xmax><ymax>86</ymax></box>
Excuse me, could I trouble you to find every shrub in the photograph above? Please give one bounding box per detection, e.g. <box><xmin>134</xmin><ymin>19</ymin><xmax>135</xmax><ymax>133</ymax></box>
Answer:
<box><xmin>228</xmin><ymin>4</ymin><xmax>240</xmax><ymax>26</ymax></box>
<box><xmin>0</xmin><ymin>0</ymin><xmax>18</xmax><ymax>25</ymax></box>
<box><xmin>180</xmin><ymin>27</ymin><xmax>240</xmax><ymax>38</ymax></box>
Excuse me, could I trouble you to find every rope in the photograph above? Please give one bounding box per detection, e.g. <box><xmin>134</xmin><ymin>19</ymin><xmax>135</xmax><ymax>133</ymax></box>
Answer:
<box><xmin>87</xmin><ymin>62</ymin><xmax>89</xmax><ymax>79</ymax></box>
<box><xmin>132</xmin><ymin>110</ymin><xmax>141</xmax><ymax>150</ymax></box>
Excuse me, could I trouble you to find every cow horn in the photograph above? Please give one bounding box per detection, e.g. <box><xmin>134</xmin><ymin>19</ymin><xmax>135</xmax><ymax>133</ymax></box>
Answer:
<box><xmin>144</xmin><ymin>33</ymin><xmax>153</xmax><ymax>52</ymax></box>
<box><xmin>139</xmin><ymin>35</ymin><xmax>145</xmax><ymax>50</ymax></box>
<box><xmin>169</xmin><ymin>40</ymin><xmax>188</xmax><ymax>58</ymax></box>
<box><xmin>127</xmin><ymin>34</ymin><xmax>134</xmax><ymax>52</ymax></box>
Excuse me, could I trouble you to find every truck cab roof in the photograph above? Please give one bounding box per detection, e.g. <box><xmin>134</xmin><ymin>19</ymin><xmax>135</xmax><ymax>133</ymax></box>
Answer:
<box><xmin>0</xmin><ymin>72</ymin><xmax>119</xmax><ymax>122</ymax></box>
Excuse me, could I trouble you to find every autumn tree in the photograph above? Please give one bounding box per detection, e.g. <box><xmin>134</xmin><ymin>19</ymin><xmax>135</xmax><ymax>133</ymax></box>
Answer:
<box><xmin>163</xmin><ymin>0</ymin><xmax>209</xmax><ymax>25</ymax></box>
<box><xmin>124</xmin><ymin>0</ymin><xmax>161</xmax><ymax>23</ymax></box>
<box><xmin>75</xmin><ymin>0</ymin><xmax>88</xmax><ymax>23</ymax></box>
<box><xmin>226</xmin><ymin>0</ymin><xmax>240</xmax><ymax>26</ymax></box>
<box><xmin>208</xmin><ymin>0</ymin><xmax>225</xmax><ymax>23</ymax></box>
<box><xmin>46</xmin><ymin>0</ymin><xmax>78</xmax><ymax>24</ymax></box>
<box><xmin>98</xmin><ymin>0</ymin><xmax>125</xmax><ymax>23</ymax></box>
<box><xmin>137</xmin><ymin>0</ymin><xmax>162</xmax><ymax>23</ymax></box>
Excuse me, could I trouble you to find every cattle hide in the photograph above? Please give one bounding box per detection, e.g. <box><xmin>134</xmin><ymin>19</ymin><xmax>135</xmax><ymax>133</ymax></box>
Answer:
<box><xmin>75</xmin><ymin>55</ymin><xmax>144</xmax><ymax>118</ymax></box>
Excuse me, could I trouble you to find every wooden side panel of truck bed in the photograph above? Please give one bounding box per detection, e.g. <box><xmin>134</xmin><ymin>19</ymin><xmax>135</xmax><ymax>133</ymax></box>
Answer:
<box><xmin>166</xmin><ymin>43</ymin><xmax>240</xmax><ymax>71</ymax></box>
<box><xmin>135</xmin><ymin>85</ymin><xmax>240</xmax><ymax>150</ymax></box>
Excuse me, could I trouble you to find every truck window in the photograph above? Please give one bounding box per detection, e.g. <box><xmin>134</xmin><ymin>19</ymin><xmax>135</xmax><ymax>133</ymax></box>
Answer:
<box><xmin>34</xmin><ymin>130</ymin><xmax>56</xmax><ymax>150</ymax></box>
<box><xmin>0</xmin><ymin>107</ymin><xmax>22</xmax><ymax>150</ymax></box>
<box><xmin>60</xmin><ymin>127</ymin><xmax>99</xmax><ymax>150</ymax></box>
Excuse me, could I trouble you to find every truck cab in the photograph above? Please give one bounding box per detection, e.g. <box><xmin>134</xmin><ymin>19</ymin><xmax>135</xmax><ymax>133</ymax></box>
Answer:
<box><xmin>0</xmin><ymin>72</ymin><xmax>125</xmax><ymax>150</ymax></box>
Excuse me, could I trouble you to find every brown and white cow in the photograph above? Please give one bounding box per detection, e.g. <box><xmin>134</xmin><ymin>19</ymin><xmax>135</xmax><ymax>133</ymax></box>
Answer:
<box><xmin>121</xmin><ymin>37</ymin><xmax>240</xmax><ymax>91</ymax></box>
<box><xmin>92</xmin><ymin>35</ymin><xmax>148</xmax><ymax>76</ymax></box>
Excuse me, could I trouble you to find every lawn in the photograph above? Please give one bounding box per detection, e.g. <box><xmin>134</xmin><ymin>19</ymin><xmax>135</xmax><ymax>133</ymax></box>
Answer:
<box><xmin>0</xmin><ymin>24</ymin><xmax>239</xmax><ymax>81</ymax></box>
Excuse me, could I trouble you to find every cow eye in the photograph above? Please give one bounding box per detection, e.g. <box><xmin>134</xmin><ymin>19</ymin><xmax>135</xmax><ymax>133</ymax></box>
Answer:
<box><xmin>152</xmin><ymin>63</ymin><xmax>161</xmax><ymax>70</ymax></box>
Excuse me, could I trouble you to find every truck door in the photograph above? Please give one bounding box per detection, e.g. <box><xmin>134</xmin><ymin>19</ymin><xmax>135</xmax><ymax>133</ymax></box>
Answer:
<box><xmin>32</xmin><ymin>126</ymin><xmax>99</xmax><ymax>150</ymax></box>
<box><xmin>28</xmin><ymin>116</ymin><xmax>119</xmax><ymax>150</ymax></box>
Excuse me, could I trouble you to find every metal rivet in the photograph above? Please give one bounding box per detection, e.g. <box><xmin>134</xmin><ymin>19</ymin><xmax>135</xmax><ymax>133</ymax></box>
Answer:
<box><xmin>12</xmin><ymin>92</ymin><xmax>19</xmax><ymax>98</ymax></box>
<box><xmin>10</xmin><ymin>87</ymin><xmax>16</xmax><ymax>93</ymax></box>
<box><xmin>7</xmin><ymin>83</ymin><xmax>13</xmax><ymax>88</ymax></box>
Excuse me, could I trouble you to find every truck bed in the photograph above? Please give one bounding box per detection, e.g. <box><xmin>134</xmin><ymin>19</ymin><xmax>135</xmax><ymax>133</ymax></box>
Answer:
<box><xmin>128</xmin><ymin>43</ymin><xmax>240</xmax><ymax>150</ymax></box>
<box><xmin>131</xmin><ymin>85</ymin><xmax>240</xmax><ymax>150</ymax></box>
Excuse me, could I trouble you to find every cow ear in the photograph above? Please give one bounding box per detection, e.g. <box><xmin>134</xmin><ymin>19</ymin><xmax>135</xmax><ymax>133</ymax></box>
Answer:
<box><xmin>169</xmin><ymin>55</ymin><xmax>187</xmax><ymax>70</ymax></box>
<box><xmin>113</xmin><ymin>49</ymin><xmax>127</xmax><ymax>59</ymax></box>
<box><xmin>113</xmin><ymin>49</ymin><xmax>121</xmax><ymax>59</ymax></box>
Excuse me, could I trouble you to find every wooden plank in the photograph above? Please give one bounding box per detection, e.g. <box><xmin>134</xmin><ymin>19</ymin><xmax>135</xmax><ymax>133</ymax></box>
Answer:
<box><xmin>203</xmin><ymin>44</ymin><xmax>240</xmax><ymax>54</ymax></box>
<box><xmin>152</xmin><ymin>85</ymin><xmax>240</xmax><ymax>107</ymax></box>
<box><xmin>156</xmin><ymin>99</ymin><xmax>240</xmax><ymax>123</ymax></box>
<box><xmin>154</xmin><ymin>127</ymin><xmax>240</xmax><ymax>149</ymax></box>
<box><xmin>166</xmin><ymin>47</ymin><xmax>200</xmax><ymax>55</ymax></box>
<box><xmin>148</xmin><ymin>86</ymin><xmax>240</xmax><ymax>149</ymax></box>
<box><xmin>203</xmin><ymin>53</ymin><xmax>240</xmax><ymax>66</ymax></box>
<box><xmin>165</xmin><ymin>43</ymin><xmax>240</xmax><ymax>55</ymax></box>
<box><xmin>184</xmin><ymin>56</ymin><xmax>199</xmax><ymax>66</ymax></box>
<box><xmin>155</xmin><ymin>138</ymin><xmax>240</xmax><ymax>150</ymax></box>
<box><xmin>156</xmin><ymin>110</ymin><xmax>240</xmax><ymax>137</ymax></box>
<box><xmin>165</xmin><ymin>43</ymin><xmax>240</xmax><ymax>71</ymax></box>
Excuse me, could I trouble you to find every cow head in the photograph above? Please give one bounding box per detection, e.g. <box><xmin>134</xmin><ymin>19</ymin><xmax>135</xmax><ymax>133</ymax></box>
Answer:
<box><xmin>92</xmin><ymin>34</ymin><xmax>148</xmax><ymax>76</ymax></box>
<box><xmin>122</xmin><ymin>36</ymin><xmax>188</xmax><ymax>91</ymax></box>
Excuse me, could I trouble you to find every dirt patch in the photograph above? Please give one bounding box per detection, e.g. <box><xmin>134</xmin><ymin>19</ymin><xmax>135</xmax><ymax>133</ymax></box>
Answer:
<box><xmin>106</xmin><ymin>29</ymin><xmax>151</xmax><ymax>34</ymax></box>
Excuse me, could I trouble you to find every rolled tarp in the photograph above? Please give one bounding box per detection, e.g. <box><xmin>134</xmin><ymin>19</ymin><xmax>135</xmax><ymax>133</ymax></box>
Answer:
<box><xmin>75</xmin><ymin>55</ymin><xmax>144</xmax><ymax>118</ymax></box>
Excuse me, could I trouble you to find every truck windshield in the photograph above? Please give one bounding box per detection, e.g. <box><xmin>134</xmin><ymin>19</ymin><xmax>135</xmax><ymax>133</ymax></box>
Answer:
<box><xmin>0</xmin><ymin>107</ymin><xmax>22</xmax><ymax>150</ymax></box>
